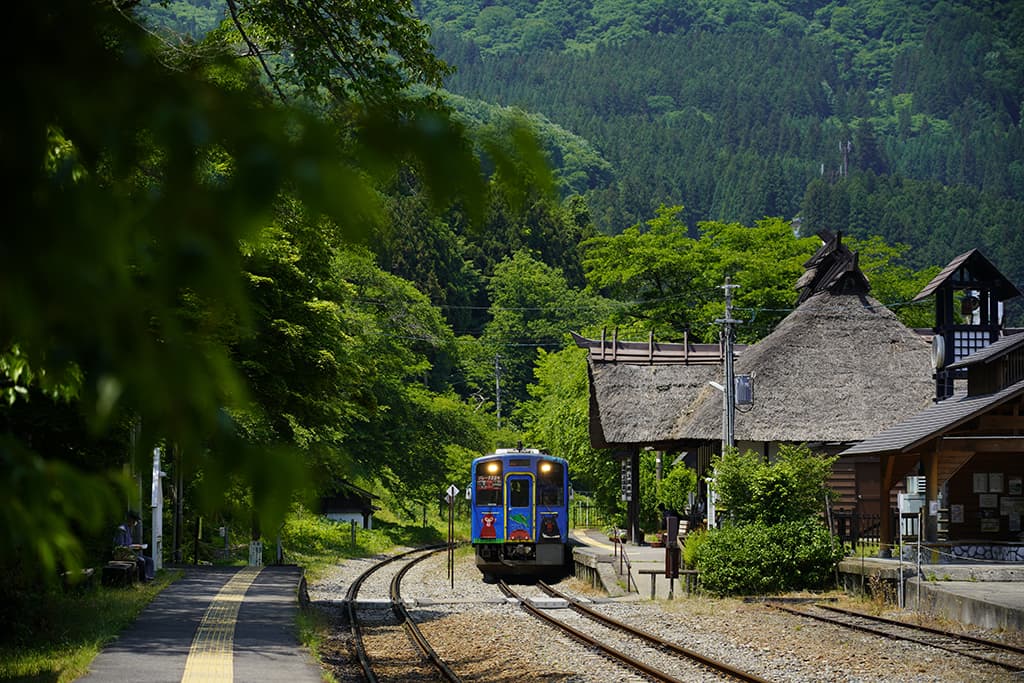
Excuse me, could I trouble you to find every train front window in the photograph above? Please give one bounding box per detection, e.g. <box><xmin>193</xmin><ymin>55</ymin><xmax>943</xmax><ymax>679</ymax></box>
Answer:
<box><xmin>475</xmin><ymin>461</ymin><xmax>502</xmax><ymax>506</ymax></box>
<box><xmin>538</xmin><ymin>461</ymin><xmax>564</xmax><ymax>506</ymax></box>
<box><xmin>508</xmin><ymin>478</ymin><xmax>530</xmax><ymax>507</ymax></box>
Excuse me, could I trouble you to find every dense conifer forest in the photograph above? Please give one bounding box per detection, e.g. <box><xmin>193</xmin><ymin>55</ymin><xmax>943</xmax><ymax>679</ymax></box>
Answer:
<box><xmin>141</xmin><ymin>1</ymin><xmax>1024</xmax><ymax>290</ymax></box>
<box><xmin>420</xmin><ymin>1</ymin><xmax>1023</xmax><ymax>279</ymax></box>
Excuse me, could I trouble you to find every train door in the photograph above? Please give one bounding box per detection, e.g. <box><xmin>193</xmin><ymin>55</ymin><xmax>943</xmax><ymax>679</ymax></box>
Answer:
<box><xmin>505</xmin><ymin>474</ymin><xmax>534</xmax><ymax>542</ymax></box>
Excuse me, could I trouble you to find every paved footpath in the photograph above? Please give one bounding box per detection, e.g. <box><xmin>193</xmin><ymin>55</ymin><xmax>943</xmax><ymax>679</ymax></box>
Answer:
<box><xmin>78</xmin><ymin>565</ymin><xmax>322</xmax><ymax>683</ymax></box>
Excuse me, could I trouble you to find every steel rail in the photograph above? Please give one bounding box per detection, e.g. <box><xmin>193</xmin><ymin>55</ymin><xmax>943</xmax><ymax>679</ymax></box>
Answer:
<box><xmin>537</xmin><ymin>581</ymin><xmax>773</xmax><ymax>683</ymax></box>
<box><xmin>498</xmin><ymin>580</ymin><xmax>685</xmax><ymax>682</ymax></box>
<box><xmin>768</xmin><ymin>602</ymin><xmax>1024</xmax><ymax>673</ymax></box>
<box><xmin>390</xmin><ymin>550</ymin><xmax>463</xmax><ymax>682</ymax></box>
<box><xmin>344</xmin><ymin>545</ymin><xmax>446</xmax><ymax>683</ymax></box>
<box><xmin>815</xmin><ymin>603</ymin><xmax>1024</xmax><ymax>657</ymax></box>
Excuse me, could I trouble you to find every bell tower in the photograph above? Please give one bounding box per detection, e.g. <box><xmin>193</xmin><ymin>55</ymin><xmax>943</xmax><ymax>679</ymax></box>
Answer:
<box><xmin>912</xmin><ymin>249</ymin><xmax>1021</xmax><ymax>400</ymax></box>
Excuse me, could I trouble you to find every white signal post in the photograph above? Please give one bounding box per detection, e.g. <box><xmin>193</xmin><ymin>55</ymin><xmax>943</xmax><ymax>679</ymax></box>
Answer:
<box><xmin>446</xmin><ymin>484</ymin><xmax>459</xmax><ymax>589</ymax></box>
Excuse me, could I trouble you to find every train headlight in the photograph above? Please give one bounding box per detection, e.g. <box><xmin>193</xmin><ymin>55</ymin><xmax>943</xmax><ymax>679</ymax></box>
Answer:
<box><xmin>486</xmin><ymin>462</ymin><xmax>499</xmax><ymax>474</ymax></box>
<box><xmin>539</xmin><ymin>462</ymin><xmax>552</xmax><ymax>474</ymax></box>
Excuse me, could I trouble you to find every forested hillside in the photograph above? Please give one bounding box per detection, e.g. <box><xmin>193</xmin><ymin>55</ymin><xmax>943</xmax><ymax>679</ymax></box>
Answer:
<box><xmin>140</xmin><ymin>0</ymin><xmax>1024</xmax><ymax>297</ymax></box>
<box><xmin>8</xmin><ymin>1</ymin><xmax>1023</xmax><ymax>594</ymax></box>
<box><xmin>419</xmin><ymin>0</ymin><xmax>1024</xmax><ymax>304</ymax></box>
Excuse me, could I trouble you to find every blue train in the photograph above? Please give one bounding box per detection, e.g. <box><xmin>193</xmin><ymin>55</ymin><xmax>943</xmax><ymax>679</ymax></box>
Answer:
<box><xmin>469</xmin><ymin>447</ymin><xmax>570</xmax><ymax>580</ymax></box>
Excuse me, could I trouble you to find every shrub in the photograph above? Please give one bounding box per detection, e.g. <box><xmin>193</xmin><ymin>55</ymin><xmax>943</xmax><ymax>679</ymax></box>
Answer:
<box><xmin>712</xmin><ymin>444</ymin><xmax>836</xmax><ymax>525</ymax></box>
<box><xmin>691</xmin><ymin>518</ymin><xmax>843</xmax><ymax>596</ymax></box>
<box><xmin>658</xmin><ymin>463</ymin><xmax>697</xmax><ymax>515</ymax></box>
<box><xmin>682</xmin><ymin>527</ymin><xmax>708</xmax><ymax>568</ymax></box>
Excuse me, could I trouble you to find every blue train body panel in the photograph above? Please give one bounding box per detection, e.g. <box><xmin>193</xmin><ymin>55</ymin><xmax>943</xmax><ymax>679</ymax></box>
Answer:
<box><xmin>469</xmin><ymin>448</ymin><xmax>570</xmax><ymax>577</ymax></box>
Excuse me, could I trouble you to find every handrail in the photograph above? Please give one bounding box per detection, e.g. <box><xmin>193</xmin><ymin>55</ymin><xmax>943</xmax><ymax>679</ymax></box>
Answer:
<box><xmin>611</xmin><ymin>531</ymin><xmax>638</xmax><ymax>594</ymax></box>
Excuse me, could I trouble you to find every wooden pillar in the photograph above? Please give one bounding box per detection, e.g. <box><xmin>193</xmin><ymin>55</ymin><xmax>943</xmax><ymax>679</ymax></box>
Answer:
<box><xmin>879</xmin><ymin>454</ymin><xmax>896</xmax><ymax>556</ymax></box>
<box><xmin>925</xmin><ymin>446</ymin><xmax>939</xmax><ymax>543</ymax></box>
<box><xmin>629</xmin><ymin>448</ymin><xmax>642</xmax><ymax>544</ymax></box>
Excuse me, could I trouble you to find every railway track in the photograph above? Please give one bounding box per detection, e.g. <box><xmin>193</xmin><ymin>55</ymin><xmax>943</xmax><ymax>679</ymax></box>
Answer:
<box><xmin>345</xmin><ymin>545</ymin><xmax>461</xmax><ymax>683</ymax></box>
<box><xmin>498</xmin><ymin>579</ymin><xmax>773</xmax><ymax>683</ymax></box>
<box><xmin>767</xmin><ymin>601</ymin><xmax>1024</xmax><ymax>673</ymax></box>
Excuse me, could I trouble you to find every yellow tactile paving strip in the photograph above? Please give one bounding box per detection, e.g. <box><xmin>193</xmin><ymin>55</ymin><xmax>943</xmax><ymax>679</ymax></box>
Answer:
<box><xmin>180</xmin><ymin>566</ymin><xmax>263</xmax><ymax>683</ymax></box>
<box><xmin>571</xmin><ymin>529</ymin><xmax>615</xmax><ymax>551</ymax></box>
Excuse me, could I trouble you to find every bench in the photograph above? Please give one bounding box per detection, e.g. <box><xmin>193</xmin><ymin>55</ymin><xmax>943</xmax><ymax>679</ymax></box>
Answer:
<box><xmin>638</xmin><ymin>568</ymin><xmax>699</xmax><ymax>599</ymax></box>
<box><xmin>102</xmin><ymin>560</ymin><xmax>139</xmax><ymax>587</ymax></box>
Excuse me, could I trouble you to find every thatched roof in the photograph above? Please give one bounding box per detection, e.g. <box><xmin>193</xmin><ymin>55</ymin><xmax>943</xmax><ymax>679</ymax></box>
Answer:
<box><xmin>582</xmin><ymin>230</ymin><xmax>935</xmax><ymax>449</ymax></box>
<box><xmin>586</xmin><ymin>361</ymin><xmax>720</xmax><ymax>449</ymax></box>
<box><xmin>841</xmin><ymin>378</ymin><xmax>1024</xmax><ymax>456</ymax></box>
<box><xmin>676</xmin><ymin>290</ymin><xmax>935</xmax><ymax>443</ymax></box>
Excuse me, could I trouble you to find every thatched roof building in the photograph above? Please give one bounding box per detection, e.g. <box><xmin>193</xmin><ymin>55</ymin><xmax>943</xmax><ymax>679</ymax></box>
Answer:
<box><xmin>577</xmin><ymin>232</ymin><xmax>935</xmax><ymax>450</ymax></box>
<box><xmin>677</xmin><ymin>288</ymin><xmax>935</xmax><ymax>443</ymax></box>
<box><xmin>575</xmin><ymin>231</ymin><xmax>949</xmax><ymax>533</ymax></box>
<box><xmin>586</xmin><ymin>362</ymin><xmax>721</xmax><ymax>449</ymax></box>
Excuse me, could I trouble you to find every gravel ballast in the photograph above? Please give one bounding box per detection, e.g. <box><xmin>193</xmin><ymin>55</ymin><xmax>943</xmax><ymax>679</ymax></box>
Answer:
<box><xmin>309</xmin><ymin>548</ymin><xmax>1022</xmax><ymax>682</ymax></box>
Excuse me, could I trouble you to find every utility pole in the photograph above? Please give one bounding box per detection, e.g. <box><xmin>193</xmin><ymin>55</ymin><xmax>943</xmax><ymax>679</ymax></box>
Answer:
<box><xmin>494</xmin><ymin>354</ymin><xmax>502</xmax><ymax>429</ymax></box>
<box><xmin>719</xmin><ymin>277</ymin><xmax>740</xmax><ymax>451</ymax></box>
<box><xmin>710</xmin><ymin>277</ymin><xmax>742</xmax><ymax>528</ymax></box>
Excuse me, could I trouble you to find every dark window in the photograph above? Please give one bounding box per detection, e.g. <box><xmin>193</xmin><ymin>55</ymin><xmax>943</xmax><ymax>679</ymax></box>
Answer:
<box><xmin>508</xmin><ymin>478</ymin><xmax>531</xmax><ymax>507</ymax></box>
<box><xmin>475</xmin><ymin>461</ymin><xmax>502</xmax><ymax>506</ymax></box>
<box><xmin>538</xmin><ymin>462</ymin><xmax>564</xmax><ymax>506</ymax></box>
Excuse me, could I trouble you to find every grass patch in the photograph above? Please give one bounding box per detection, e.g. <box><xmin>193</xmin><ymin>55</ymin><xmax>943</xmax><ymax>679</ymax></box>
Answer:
<box><xmin>848</xmin><ymin>542</ymin><xmax>882</xmax><ymax>558</ymax></box>
<box><xmin>294</xmin><ymin>606</ymin><xmax>338</xmax><ymax>683</ymax></box>
<box><xmin>282</xmin><ymin>503</ymin><xmax>468</xmax><ymax>581</ymax></box>
<box><xmin>0</xmin><ymin>570</ymin><xmax>181</xmax><ymax>683</ymax></box>
<box><xmin>0</xmin><ymin>504</ymin><xmax>467</xmax><ymax>682</ymax></box>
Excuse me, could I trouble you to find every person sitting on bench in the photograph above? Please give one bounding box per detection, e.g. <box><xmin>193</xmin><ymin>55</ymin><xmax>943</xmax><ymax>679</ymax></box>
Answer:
<box><xmin>113</xmin><ymin>510</ymin><xmax>154</xmax><ymax>582</ymax></box>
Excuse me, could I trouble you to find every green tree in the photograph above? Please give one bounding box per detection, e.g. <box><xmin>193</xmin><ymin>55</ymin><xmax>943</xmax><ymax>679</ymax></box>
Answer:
<box><xmin>583</xmin><ymin>207</ymin><xmax>820</xmax><ymax>342</ymax></box>
<box><xmin>712</xmin><ymin>444</ymin><xmax>836</xmax><ymax>525</ymax></box>
<box><xmin>657</xmin><ymin>462</ymin><xmax>697</xmax><ymax>516</ymax></box>
<box><xmin>2</xmin><ymin>0</ymin><xmax>544</xmax><ymax>578</ymax></box>
<box><xmin>483</xmin><ymin>251</ymin><xmax>612</xmax><ymax>418</ymax></box>
<box><xmin>844</xmin><ymin>235</ymin><xmax>938</xmax><ymax>328</ymax></box>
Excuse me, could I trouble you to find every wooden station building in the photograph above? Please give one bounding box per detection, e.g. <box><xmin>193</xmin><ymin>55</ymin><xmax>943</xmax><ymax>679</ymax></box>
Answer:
<box><xmin>575</xmin><ymin>234</ymin><xmax>1022</xmax><ymax>552</ymax></box>
<box><xmin>842</xmin><ymin>251</ymin><xmax>1024</xmax><ymax>557</ymax></box>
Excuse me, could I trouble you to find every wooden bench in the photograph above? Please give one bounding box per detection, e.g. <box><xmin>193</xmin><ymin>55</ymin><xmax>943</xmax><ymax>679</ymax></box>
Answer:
<box><xmin>101</xmin><ymin>560</ymin><xmax>139</xmax><ymax>587</ymax></box>
<box><xmin>638</xmin><ymin>568</ymin><xmax>699</xmax><ymax>599</ymax></box>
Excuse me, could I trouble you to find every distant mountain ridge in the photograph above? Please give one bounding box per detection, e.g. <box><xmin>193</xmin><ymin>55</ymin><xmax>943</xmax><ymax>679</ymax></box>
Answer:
<box><xmin>421</xmin><ymin>0</ymin><xmax>1023</xmax><ymax>303</ymax></box>
<box><xmin>136</xmin><ymin>0</ymin><xmax>1024</xmax><ymax>315</ymax></box>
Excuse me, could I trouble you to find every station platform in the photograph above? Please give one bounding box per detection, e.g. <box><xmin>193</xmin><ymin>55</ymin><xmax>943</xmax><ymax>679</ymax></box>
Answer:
<box><xmin>77</xmin><ymin>564</ymin><xmax>320</xmax><ymax>682</ymax></box>
<box><xmin>571</xmin><ymin>528</ymin><xmax>692</xmax><ymax>600</ymax></box>
<box><xmin>572</xmin><ymin>528</ymin><xmax>1024</xmax><ymax>632</ymax></box>
<box><xmin>839</xmin><ymin>555</ymin><xmax>1024</xmax><ymax>631</ymax></box>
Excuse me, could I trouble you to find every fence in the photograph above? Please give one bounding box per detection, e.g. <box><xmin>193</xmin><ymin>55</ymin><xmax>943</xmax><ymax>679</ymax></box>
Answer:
<box><xmin>831</xmin><ymin>512</ymin><xmax>883</xmax><ymax>555</ymax></box>
<box><xmin>571</xmin><ymin>502</ymin><xmax>611</xmax><ymax>530</ymax></box>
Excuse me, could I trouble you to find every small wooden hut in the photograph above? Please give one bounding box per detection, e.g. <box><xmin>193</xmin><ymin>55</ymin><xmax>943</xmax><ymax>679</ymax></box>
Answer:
<box><xmin>319</xmin><ymin>480</ymin><xmax>380</xmax><ymax>529</ymax></box>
